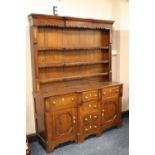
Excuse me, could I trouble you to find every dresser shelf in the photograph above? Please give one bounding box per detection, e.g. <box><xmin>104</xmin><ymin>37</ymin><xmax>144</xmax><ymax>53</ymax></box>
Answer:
<box><xmin>38</xmin><ymin>46</ymin><xmax>109</xmax><ymax>52</ymax></box>
<box><xmin>40</xmin><ymin>72</ymin><xmax>109</xmax><ymax>83</ymax></box>
<box><xmin>38</xmin><ymin>60</ymin><xmax>109</xmax><ymax>68</ymax></box>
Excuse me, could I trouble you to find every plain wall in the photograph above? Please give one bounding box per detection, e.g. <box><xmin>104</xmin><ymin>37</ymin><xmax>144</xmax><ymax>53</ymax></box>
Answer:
<box><xmin>114</xmin><ymin>0</ymin><xmax>129</xmax><ymax>111</ymax></box>
<box><xmin>26</xmin><ymin>0</ymin><xmax>129</xmax><ymax>134</ymax></box>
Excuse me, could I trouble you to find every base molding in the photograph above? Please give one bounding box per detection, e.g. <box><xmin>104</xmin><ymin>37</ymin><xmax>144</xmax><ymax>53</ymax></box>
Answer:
<box><xmin>28</xmin><ymin>110</ymin><xmax>129</xmax><ymax>143</ymax></box>
<box><xmin>122</xmin><ymin>110</ymin><xmax>129</xmax><ymax>118</ymax></box>
<box><xmin>27</xmin><ymin>133</ymin><xmax>38</xmax><ymax>143</ymax></box>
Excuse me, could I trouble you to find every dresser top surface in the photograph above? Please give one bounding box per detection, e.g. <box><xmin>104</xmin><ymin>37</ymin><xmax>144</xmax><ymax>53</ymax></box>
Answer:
<box><xmin>34</xmin><ymin>81</ymin><xmax>122</xmax><ymax>98</ymax></box>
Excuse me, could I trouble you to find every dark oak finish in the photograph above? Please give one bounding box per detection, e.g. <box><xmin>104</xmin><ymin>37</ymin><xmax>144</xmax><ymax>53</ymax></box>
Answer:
<box><xmin>28</xmin><ymin>14</ymin><xmax>123</xmax><ymax>153</ymax></box>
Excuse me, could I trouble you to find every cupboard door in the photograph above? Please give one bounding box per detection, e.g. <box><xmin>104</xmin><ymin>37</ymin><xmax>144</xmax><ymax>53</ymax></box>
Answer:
<box><xmin>52</xmin><ymin>108</ymin><xmax>77</xmax><ymax>140</ymax></box>
<box><xmin>101</xmin><ymin>95</ymin><xmax>119</xmax><ymax>126</ymax></box>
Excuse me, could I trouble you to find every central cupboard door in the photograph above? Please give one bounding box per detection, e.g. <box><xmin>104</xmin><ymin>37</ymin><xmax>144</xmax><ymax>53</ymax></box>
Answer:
<box><xmin>52</xmin><ymin>108</ymin><xmax>77</xmax><ymax>139</ymax></box>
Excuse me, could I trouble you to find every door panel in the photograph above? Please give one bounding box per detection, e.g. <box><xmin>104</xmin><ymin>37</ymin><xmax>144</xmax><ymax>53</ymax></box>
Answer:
<box><xmin>101</xmin><ymin>95</ymin><xmax>119</xmax><ymax>126</ymax></box>
<box><xmin>52</xmin><ymin>108</ymin><xmax>77</xmax><ymax>139</ymax></box>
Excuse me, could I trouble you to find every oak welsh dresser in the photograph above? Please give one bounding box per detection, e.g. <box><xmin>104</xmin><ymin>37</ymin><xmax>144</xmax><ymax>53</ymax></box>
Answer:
<box><xmin>28</xmin><ymin>14</ymin><xmax>123</xmax><ymax>153</ymax></box>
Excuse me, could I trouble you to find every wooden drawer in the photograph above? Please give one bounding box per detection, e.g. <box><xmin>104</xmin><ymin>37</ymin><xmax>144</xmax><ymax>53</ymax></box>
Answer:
<box><xmin>82</xmin><ymin>90</ymin><xmax>98</xmax><ymax>102</ymax></box>
<box><xmin>83</xmin><ymin>123</ymin><xmax>98</xmax><ymax>134</ymax></box>
<box><xmin>102</xmin><ymin>86</ymin><xmax>120</xmax><ymax>96</ymax></box>
<box><xmin>83</xmin><ymin>113</ymin><xmax>99</xmax><ymax>124</ymax></box>
<box><xmin>82</xmin><ymin>101</ymin><xmax>99</xmax><ymax>113</ymax></box>
<box><xmin>49</xmin><ymin>93</ymin><xmax>78</xmax><ymax>109</ymax></box>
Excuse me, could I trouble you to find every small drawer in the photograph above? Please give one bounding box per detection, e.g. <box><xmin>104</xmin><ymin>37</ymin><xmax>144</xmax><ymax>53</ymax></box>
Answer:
<box><xmin>83</xmin><ymin>113</ymin><xmax>99</xmax><ymax>124</ymax></box>
<box><xmin>83</xmin><ymin>123</ymin><xmax>98</xmax><ymax>134</ymax></box>
<box><xmin>82</xmin><ymin>90</ymin><xmax>98</xmax><ymax>102</ymax></box>
<box><xmin>82</xmin><ymin>101</ymin><xmax>99</xmax><ymax>113</ymax></box>
<box><xmin>49</xmin><ymin>93</ymin><xmax>77</xmax><ymax>109</ymax></box>
<box><xmin>102</xmin><ymin>86</ymin><xmax>120</xmax><ymax>96</ymax></box>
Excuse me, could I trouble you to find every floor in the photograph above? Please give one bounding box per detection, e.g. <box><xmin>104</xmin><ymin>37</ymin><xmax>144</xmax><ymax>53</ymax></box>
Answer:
<box><xmin>30</xmin><ymin>117</ymin><xmax>129</xmax><ymax>155</ymax></box>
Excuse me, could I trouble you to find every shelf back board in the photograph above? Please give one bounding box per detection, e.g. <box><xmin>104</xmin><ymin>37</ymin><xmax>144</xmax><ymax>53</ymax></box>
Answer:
<box><xmin>37</xmin><ymin>28</ymin><xmax>110</xmax><ymax>48</ymax></box>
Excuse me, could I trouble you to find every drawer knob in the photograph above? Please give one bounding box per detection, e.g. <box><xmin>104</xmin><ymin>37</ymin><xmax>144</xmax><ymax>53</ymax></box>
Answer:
<box><xmin>89</xmin><ymin>125</ymin><xmax>92</xmax><ymax>129</ymax></box>
<box><xmin>94</xmin><ymin>125</ymin><xmax>97</xmax><ymax>128</ymax></box>
<box><xmin>73</xmin><ymin>116</ymin><xmax>76</xmax><ymax>119</ymax></box>
<box><xmin>62</xmin><ymin>98</ymin><xmax>65</xmax><ymax>101</ymax></box>
<box><xmin>71</xmin><ymin>98</ymin><xmax>74</xmax><ymax>101</ymax></box>
<box><xmin>102</xmin><ymin>113</ymin><xmax>104</xmax><ymax>116</ymax></box>
<box><xmin>85</xmin><ymin>96</ymin><xmax>88</xmax><ymax>99</ymax></box>
<box><xmin>85</xmin><ymin>128</ymin><xmax>88</xmax><ymax>131</ymax></box>
<box><xmin>94</xmin><ymin>94</ymin><xmax>97</xmax><ymax>97</ymax></box>
<box><xmin>89</xmin><ymin>94</ymin><xmax>92</xmax><ymax>97</ymax></box>
<box><xmin>102</xmin><ymin>109</ymin><xmax>105</xmax><ymax>112</ymax></box>
<box><xmin>103</xmin><ymin>92</ymin><xmax>106</xmax><ymax>95</ymax></box>
<box><xmin>93</xmin><ymin>105</ymin><xmax>97</xmax><ymax>108</ymax></box>
<box><xmin>85</xmin><ymin>118</ymin><xmax>88</xmax><ymax>121</ymax></box>
<box><xmin>94</xmin><ymin>115</ymin><xmax>97</xmax><ymax>118</ymax></box>
<box><xmin>53</xmin><ymin>101</ymin><xmax>56</xmax><ymax>105</ymax></box>
<box><xmin>73</xmin><ymin>120</ymin><xmax>76</xmax><ymax>124</ymax></box>
<box><xmin>89</xmin><ymin>104</ymin><xmax>92</xmax><ymax>108</ymax></box>
<box><xmin>89</xmin><ymin>115</ymin><xmax>92</xmax><ymax>118</ymax></box>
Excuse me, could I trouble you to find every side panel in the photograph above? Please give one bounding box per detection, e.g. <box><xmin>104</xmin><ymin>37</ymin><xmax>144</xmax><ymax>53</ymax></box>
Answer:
<box><xmin>34</xmin><ymin>96</ymin><xmax>46</xmax><ymax>142</ymax></box>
